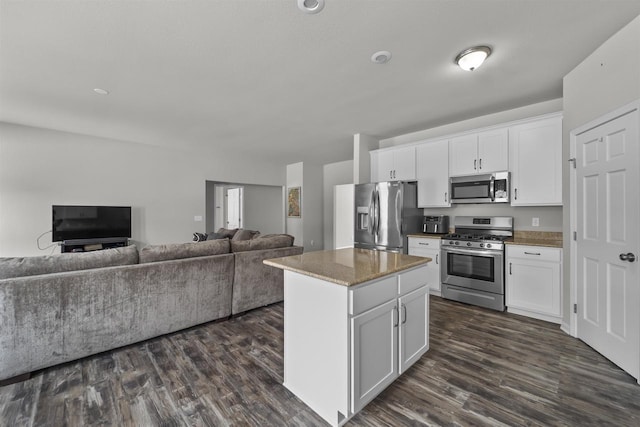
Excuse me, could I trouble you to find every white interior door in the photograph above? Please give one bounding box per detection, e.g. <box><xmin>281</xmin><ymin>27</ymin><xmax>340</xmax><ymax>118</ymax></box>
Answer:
<box><xmin>575</xmin><ymin>108</ymin><xmax>639</xmax><ymax>380</ymax></box>
<box><xmin>225</xmin><ymin>187</ymin><xmax>242</xmax><ymax>229</ymax></box>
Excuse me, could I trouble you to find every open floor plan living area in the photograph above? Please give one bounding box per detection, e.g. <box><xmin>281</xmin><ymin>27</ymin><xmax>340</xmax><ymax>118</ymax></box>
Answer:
<box><xmin>2</xmin><ymin>1</ymin><xmax>640</xmax><ymax>426</ymax></box>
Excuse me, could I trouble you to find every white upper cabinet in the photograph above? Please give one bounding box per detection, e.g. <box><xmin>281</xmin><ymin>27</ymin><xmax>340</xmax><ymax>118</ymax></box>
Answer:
<box><xmin>509</xmin><ymin>115</ymin><xmax>562</xmax><ymax>206</ymax></box>
<box><xmin>449</xmin><ymin>128</ymin><xmax>508</xmax><ymax>176</ymax></box>
<box><xmin>416</xmin><ymin>139</ymin><xmax>450</xmax><ymax>207</ymax></box>
<box><xmin>371</xmin><ymin>146</ymin><xmax>416</xmax><ymax>182</ymax></box>
<box><xmin>478</xmin><ymin>128</ymin><xmax>509</xmax><ymax>173</ymax></box>
<box><xmin>449</xmin><ymin>134</ymin><xmax>477</xmax><ymax>176</ymax></box>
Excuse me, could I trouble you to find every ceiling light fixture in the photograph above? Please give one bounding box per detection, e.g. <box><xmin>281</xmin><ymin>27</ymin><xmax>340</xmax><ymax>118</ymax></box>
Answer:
<box><xmin>455</xmin><ymin>46</ymin><xmax>492</xmax><ymax>71</ymax></box>
<box><xmin>297</xmin><ymin>0</ymin><xmax>324</xmax><ymax>14</ymax></box>
<box><xmin>93</xmin><ymin>88</ymin><xmax>109</xmax><ymax>95</ymax></box>
<box><xmin>371</xmin><ymin>50</ymin><xmax>392</xmax><ymax>64</ymax></box>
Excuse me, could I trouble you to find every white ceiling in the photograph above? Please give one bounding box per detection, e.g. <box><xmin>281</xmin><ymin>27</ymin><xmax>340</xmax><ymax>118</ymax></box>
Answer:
<box><xmin>2</xmin><ymin>1</ymin><xmax>640</xmax><ymax>165</ymax></box>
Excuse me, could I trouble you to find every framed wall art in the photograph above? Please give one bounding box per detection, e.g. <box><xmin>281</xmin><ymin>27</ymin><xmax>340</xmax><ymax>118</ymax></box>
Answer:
<box><xmin>287</xmin><ymin>187</ymin><xmax>301</xmax><ymax>218</ymax></box>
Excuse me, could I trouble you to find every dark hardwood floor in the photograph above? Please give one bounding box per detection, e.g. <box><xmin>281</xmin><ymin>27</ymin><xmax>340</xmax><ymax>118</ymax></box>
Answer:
<box><xmin>1</xmin><ymin>296</ymin><xmax>639</xmax><ymax>426</ymax></box>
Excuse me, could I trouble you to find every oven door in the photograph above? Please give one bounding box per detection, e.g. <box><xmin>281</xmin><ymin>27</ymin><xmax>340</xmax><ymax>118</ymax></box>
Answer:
<box><xmin>440</xmin><ymin>247</ymin><xmax>504</xmax><ymax>294</ymax></box>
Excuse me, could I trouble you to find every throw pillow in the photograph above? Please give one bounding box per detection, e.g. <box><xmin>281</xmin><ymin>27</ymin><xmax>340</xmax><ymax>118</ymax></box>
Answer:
<box><xmin>231</xmin><ymin>229</ymin><xmax>260</xmax><ymax>241</ymax></box>
<box><xmin>216</xmin><ymin>228</ymin><xmax>239</xmax><ymax>239</ymax></box>
<box><xmin>206</xmin><ymin>232</ymin><xmax>225</xmax><ymax>240</ymax></box>
<box><xmin>193</xmin><ymin>232</ymin><xmax>208</xmax><ymax>242</ymax></box>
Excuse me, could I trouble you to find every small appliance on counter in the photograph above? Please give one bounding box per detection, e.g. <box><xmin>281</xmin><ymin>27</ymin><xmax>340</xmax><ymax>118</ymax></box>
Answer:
<box><xmin>423</xmin><ymin>215</ymin><xmax>449</xmax><ymax>234</ymax></box>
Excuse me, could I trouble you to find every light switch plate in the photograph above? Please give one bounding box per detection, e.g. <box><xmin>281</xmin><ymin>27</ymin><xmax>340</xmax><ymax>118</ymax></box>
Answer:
<box><xmin>194</xmin><ymin>215</ymin><xmax>203</xmax><ymax>222</ymax></box>
<box><xmin>532</xmin><ymin>217</ymin><xmax>539</xmax><ymax>227</ymax></box>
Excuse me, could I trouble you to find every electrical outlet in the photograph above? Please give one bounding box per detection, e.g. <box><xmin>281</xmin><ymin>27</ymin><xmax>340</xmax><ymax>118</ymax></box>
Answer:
<box><xmin>532</xmin><ymin>217</ymin><xmax>540</xmax><ymax>227</ymax></box>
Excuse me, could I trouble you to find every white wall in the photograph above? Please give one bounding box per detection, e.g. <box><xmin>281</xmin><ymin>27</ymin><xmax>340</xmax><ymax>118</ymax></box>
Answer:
<box><xmin>353</xmin><ymin>133</ymin><xmax>378</xmax><ymax>184</ymax></box>
<box><xmin>242</xmin><ymin>184</ymin><xmax>284</xmax><ymax>235</ymax></box>
<box><xmin>286</xmin><ymin>162</ymin><xmax>304</xmax><ymax>247</ymax></box>
<box><xmin>423</xmin><ymin>205</ymin><xmax>562</xmax><ymax>232</ymax></box>
<box><xmin>0</xmin><ymin>122</ymin><xmax>286</xmax><ymax>256</ymax></box>
<box><xmin>562</xmin><ymin>15</ymin><xmax>640</xmax><ymax>327</ymax></box>
<box><xmin>302</xmin><ymin>163</ymin><xmax>323</xmax><ymax>251</ymax></box>
<box><xmin>286</xmin><ymin>161</ymin><xmax>323</xmax><ymax>251</ymax></box>
<box><xmin>323</xmin><ymin>160</ymin><xmax>354</xmax><ymax>250</ymax></box>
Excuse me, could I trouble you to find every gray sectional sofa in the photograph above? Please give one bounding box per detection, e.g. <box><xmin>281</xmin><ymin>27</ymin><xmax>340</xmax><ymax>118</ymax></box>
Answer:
<box><xmin>0</xmin><ymin>235</ymin><xmax>302</xmax><ymax>382</ymax></box>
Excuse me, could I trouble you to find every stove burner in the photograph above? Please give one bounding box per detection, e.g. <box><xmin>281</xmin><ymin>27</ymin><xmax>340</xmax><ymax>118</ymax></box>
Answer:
<box><xmin>441</xmin><ymin>233</ymin><xmax>508</xmax><ymax>242</ymax></box>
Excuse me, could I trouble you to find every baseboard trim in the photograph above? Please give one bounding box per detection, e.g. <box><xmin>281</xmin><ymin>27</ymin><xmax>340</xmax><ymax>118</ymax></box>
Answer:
<box><xmin>0</xmin><ymin>372</ymin><xmax>31</xmax><ymax>387</ymax></box>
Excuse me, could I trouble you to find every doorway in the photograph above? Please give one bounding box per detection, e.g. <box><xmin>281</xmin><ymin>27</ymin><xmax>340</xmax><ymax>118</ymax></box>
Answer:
<box><xmin>205</xmin><ymin>181</ymin><xmax>285</xmax><ymax>235</ymax></box>
<box><xmin>225</xmin><ymin>187</ymin><xmax>243</xmax><ymax>229</ymax></box>
<box><xmin>570</xmin><ymin>101</ymin><xmax>639</xmax><ymax>380</ymax></box>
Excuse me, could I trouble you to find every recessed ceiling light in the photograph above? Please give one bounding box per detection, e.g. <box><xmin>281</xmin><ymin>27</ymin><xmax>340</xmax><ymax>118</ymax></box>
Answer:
<box><xmin>371</xmin><ymin>51</ymin><xmax>392</xmax><ymax>64</ymax></box>
<box><xmin>93</xmin><ymin>88</ymin><xmax>109</xmax><ymax>95</ymax></box>
<box><xmin>455</xmin><ymin>46</ymin><xmax>491</xmax><ymax>71</ymax></box>
<box><xmin>297</xmin><ymin>0</ymin><xmax>324</xmax><ymax>14</ymax></box>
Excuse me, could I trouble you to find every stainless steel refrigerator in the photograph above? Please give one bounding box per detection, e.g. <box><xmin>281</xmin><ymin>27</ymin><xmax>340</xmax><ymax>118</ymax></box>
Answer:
<box><xmin>354</xmin><ymin>181</ymin><xmax>421</xmax><ymax>253</ymax></box>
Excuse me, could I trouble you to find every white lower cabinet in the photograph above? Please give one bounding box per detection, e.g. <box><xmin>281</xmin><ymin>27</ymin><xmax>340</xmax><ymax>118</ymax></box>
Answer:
<box><xmin>350</xmin><ymin>270</ymin><xmax>429</xmax><ymax>414</ymax></box>
<box><xmin>506</xmin><ymin>245</ymin><xmax>562</xmax><ymax>323</ymax></box>
<box><xmin>398</xmin><ymin>286</ymin><xmax>429</xmax><ymax>373</ymax></box>
<box><xmin>282</xmin><ymin>265</ymin><xmax>430</xmax><ymax>426</ymax></box>
<box><xmin>408</xmin><ymin>236</ymin><xmax>441</xmax><ymax>295</ymax></box>
<box><xmin>350</xmin><ymin>299</ymin><xmax>398</xmax><ymax>413</ymax></box>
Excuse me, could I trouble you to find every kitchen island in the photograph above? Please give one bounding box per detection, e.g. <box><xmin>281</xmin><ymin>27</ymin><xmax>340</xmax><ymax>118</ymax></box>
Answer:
<box><xmin>264</xmin><ymin>248</ymin><xmax>431</xmax><ymax>426</ymax></box>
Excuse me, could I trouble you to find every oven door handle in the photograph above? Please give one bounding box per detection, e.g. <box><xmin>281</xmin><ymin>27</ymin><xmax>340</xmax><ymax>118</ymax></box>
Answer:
<box><xmin>442</xmin><ymin>247</ymin><xmax>501</xmax><ymax>257</ymax></box>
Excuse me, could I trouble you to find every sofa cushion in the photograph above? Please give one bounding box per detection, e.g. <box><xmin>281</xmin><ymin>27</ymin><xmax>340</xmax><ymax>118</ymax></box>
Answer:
<box><xmin>0</xmin><ymin>244</ymin><xmax>139</xmax><ymax>280</ymax></box>
<box><xmin>206</xmin><ymin>232</ymin><xmax>225</xmax><ymax>240</ymax></box>
<box><xmin>230</xmin><ymin>234</ymin><xmax>295</xmax><ymax>253</ymax></box>
<box><xmin>216</xmin><ymin>228</ymin><xmax>239</xmax><ymax>239</ymax></box>
<box><xmin>139</xmin><ymin>238</ymin><xmax>230</xmax><ymax>263</ymax></box>
<box><xmin>231</xmin><ymin>229</ymin><xmax>260</xmax><ymax>241</ymax></box>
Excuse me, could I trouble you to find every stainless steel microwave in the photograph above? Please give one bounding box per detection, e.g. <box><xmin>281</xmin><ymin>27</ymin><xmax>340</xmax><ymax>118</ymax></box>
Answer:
<box><xmin>450</xmin><ymin>171</ymin><xmax>509</xmax><ymax>204</ymax></box>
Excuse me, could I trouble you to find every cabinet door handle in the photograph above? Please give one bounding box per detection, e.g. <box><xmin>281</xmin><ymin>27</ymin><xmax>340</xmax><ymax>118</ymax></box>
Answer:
<box><xmin>401</xmin><ymin>303</ymin><xmax>407</xmax><ymax>324</ymax></box>
<box><xmin>524</xmin><ymin>252</ymin><xmax>541</xmax><ymax>256</ymax></box>
<box><xmin>390</xmin><ymin>170</ymin><xmax>393</xmax><ymax>179</ymax></box>
<box><xmin>479</xmin><ymin>158</ymin><xmax>482</xmax><ymax>170</ymax></box>
<box><xmin>418</xmin><ymin>242</ymin><xmax>429</xmax><ymax>246</ymax></box>
<box><xmin>393</xmin><ymin>305</ymin><xmax>399</xmax><ymax>327</ymax></box>
<box><xmin>509</xmin><ymin>262</ymin><xmax>512</xmax><ymax>275</ymax></box>
<box><xmin>514</xmin><ymin>188</ymin><xmax>518</xmax><ymax>200</ymax></box>
<box><xmin>444</xmin><ymin>192</ymin><xmax>448</xmax><ymax>203</ymax></box>
<box><xmin>436</xmin><ymin>254</ymin><xmax>439</xmax><ymax>264</ymax></box>
<box><xmin>474</xmin><ymin>159</ymin><xmax>477</xmax><ymax>170</ymax></box>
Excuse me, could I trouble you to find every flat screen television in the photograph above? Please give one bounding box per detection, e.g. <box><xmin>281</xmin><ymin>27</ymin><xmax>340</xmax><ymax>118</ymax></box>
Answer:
<box><xmin>52</xmin><ymin>205</ymin><xmax>132</xmax><ymax>242</ymax></box>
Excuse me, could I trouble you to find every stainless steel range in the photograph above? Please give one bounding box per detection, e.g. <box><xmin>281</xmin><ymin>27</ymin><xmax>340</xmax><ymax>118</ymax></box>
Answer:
<box><xmin>440</xmin><ymin>216</ymin><xmax>513</xmax><ymax>311</ymax></box>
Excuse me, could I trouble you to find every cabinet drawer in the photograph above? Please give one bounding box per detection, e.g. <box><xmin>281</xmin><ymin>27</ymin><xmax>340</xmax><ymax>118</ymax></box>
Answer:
<box><xmin>506</xmin><ymin>245</ymin><xmax>561</xmax><ymax>263</ymax></box>
<box><xmin>399</xmin><ymin>266</ymin><xmax>428</xmax><ymax>296</ymax></box>
<box><xmin>408</xmin><ymin>237</ymin><xmax>441</xmax><ymax>249</ymax></box>
<box><xmin>350</xmin><ymin>276</ymin><xmax>397</xmax><ymax>316</ymax></box>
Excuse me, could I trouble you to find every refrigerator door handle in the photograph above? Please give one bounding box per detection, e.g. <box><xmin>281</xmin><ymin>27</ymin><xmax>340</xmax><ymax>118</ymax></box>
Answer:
<box><xmin>374</xmin><ymin>190</ymin><xmax>380</xmax><ymax>236</ymax></box>
<box><xmin>368</xmin><ymin>191</ymin><xmax>375</xmax><ymax>234</ymax></box>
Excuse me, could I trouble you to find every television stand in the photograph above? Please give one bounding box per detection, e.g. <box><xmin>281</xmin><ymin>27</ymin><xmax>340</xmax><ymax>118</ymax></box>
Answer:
<box><xmin>61</xmin><ymin>237</ymin><xmax>129</xmax><ymax>253</ymax></box>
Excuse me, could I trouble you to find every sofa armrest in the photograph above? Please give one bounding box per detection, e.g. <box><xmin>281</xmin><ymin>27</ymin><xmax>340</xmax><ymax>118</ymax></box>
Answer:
<box><xmin>231</xmin><ymin>246</ymin><xmax>303</xmax><ymax>315</ymax></box>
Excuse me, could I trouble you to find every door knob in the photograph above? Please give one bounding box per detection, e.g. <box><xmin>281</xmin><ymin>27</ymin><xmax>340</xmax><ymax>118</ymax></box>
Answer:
<box><xmin>619</xmin><ymin>253</ymin><xmax>636</xmax><ymax>262</ymax></box>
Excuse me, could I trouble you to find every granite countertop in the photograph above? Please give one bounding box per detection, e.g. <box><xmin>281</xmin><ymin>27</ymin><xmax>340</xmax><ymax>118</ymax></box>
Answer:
<box><xmin>506</xmin><ymin>231</ymin><xmax>563</xmax><ymax>248</ymax></box>
<box><xmin>407</xmin><ymin>233</ymin><xmax>448</xmax><ymax>239</ymax></box>
<box><xmin>264</xmin><ymin>248</ymin><xmax>431</xmax><ymax>287</ymax></box>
